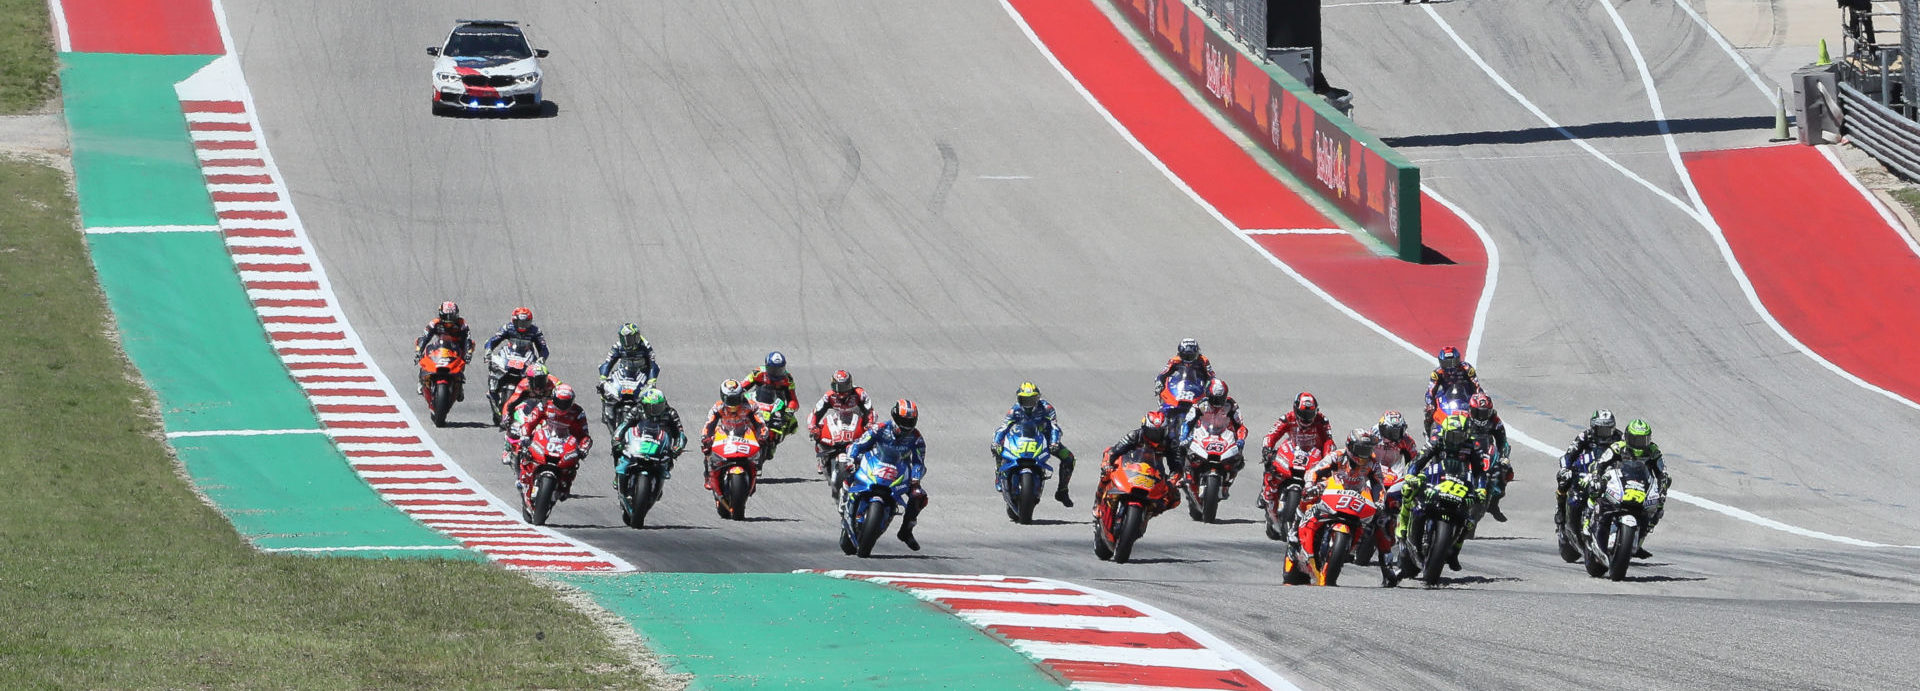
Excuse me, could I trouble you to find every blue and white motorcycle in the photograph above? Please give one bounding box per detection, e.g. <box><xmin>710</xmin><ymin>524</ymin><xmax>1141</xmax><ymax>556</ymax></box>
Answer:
<box><xmin>994</xmin><ymin>421</ymin><xmax>1055</xmax><ymax>524</ymax></box>
<box><xmin>839</xmin><ymin>446</ymin><xmax>916</xmax><ymax>558</ymax></box>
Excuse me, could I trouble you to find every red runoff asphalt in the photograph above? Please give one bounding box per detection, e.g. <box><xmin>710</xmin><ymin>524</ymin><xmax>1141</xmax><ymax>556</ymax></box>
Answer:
<box><xmin>61</xmin><ymin>0</ymin><xmax>225</xmax><ymax>55</ymax></box>
<box><xmin>1007</xmin><ymin>0</ymin><xmax>1487</xmax><ymax>354</ymax></box>
<box><xmin>1687</xmin><ymin>145</ymin><xmax>1920</xmax><ymax>403</ymax></box>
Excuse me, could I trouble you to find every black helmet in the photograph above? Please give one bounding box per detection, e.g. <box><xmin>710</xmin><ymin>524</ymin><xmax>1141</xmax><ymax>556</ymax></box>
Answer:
<box><xmin>1177</xmin><ymin>338</ymin><xmax>1199</xmax><ymax>362</ymax></box>
<box><xmin>892</xmin><ymin>400</ymin><xmax>919</xmax><ymax>430</ymax></box>
<box><xmin>720</xmin><ymin>379</ymin><xmax>745</xmax><ymax>407</ymax></box>
<box><xmin>831</xmin><ymin>370</ymin><xmax>853</xmax><ymax>395</ymax></box>
<box><xmin>1590</xmin><ymin>409</ymin><xmax>1617</xmax><ymax>438</ymax></box>
<box><xmin>1345</xmin><ymin>428</ymin><xmax>1378</xmax><ymax>461</ymax></box>
<box><xmin>1206</xmin><ymin>379</ymin><xmax>1228</xmax><ymax>406</ymax></box>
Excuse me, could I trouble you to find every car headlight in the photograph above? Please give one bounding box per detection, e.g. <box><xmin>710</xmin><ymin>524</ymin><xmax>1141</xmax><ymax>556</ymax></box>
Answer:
<box><xmin>435</xmin><ymin>72</ymin><xmax>460</xmax><ymax>84</ymax></box>
<box><xmin>516</xmin><ymin>72</ymin><xmax>540</xmax><ymax>84</ymax></box>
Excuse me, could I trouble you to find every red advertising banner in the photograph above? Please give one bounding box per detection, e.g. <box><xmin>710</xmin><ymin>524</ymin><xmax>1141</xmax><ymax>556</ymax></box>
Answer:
<box><xmin>1115</xmin><ymin>0</ymin><xmax>1422</xmax><ymax>260</ymax></box>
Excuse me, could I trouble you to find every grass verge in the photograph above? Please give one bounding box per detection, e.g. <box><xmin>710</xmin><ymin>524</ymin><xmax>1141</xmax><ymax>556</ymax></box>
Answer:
<box><xmin>0</xmin><ymin>157</ymin><xmax>646</xmax><ymax>688</ymax></box>
<box><xmin>0</xmin><ymin>0</ymin><xmax>57</xmax><ymax>114</ymax></box>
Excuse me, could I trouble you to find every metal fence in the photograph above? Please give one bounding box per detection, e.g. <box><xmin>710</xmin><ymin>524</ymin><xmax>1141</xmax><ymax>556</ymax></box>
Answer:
<box><xmin>1193</xmin><ymin>0</ymin><xmax>1266</xmax><ymax>54</ymax></box>
<box><xmin>1841</xmin><ymin>81</ymin><xmax>1920</xmax><ymax>178</ymax></box>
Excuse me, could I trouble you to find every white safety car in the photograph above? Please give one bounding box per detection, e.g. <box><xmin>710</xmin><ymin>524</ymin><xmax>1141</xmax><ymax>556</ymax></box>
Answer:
<box><xmin>427</xmin><ymin>20</ymin><xmax>548</xmax><ymax>115</ymax></box>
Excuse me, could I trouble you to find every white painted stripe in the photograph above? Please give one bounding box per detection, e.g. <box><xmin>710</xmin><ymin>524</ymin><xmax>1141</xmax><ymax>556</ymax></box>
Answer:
<box><xmin>240</xmin><ymin>271</ymin><xmax>318</xmax><ymax>283</ymax></box>
<box><xmin>225</xmin><ymin>236</ymin><xmax>305</xmax><ymax>249</ymax></box>
<box><xmin>952</xmin><ymin>611</ymin><xmax>1175</xmax><ymax>633</ymax></box>
<box><xmin>308</xmin><ymin>397</ymin><xmax>391</xmax><ymax>407</ymax></box>
<box><xmin>1671</xmin><ymin>0</ymin><xmax>1774</xmax><ymax>100</ymax></box>
<box><xmin>829</xmin><ymin>570</ymin><xmax>1016</xmax><ymax>582</ymax></box>
<box><xmin>337</xmin><ymin>442</ymin><xmax>428</xmax><ymax>452</ymax></box>
<box><xmin>1025</xmin><ymin>578</ymin><xmax>1300</xmax><ymax>691</ymax></box>
<box><xmin>255</xmin><ymin>306</ymin><xmax>336</xmax><ymax>318</ymax></box>
<box><xmin>864</xmin><ymin>575</ymin><xmax>1068</xmax><ymax>590</ymax></box>
<box><xmin>357</xmin><ymin>470</ymin><xmax>452</xmax><ymax>479</ymax></box>
<box><xmin>1420</xmin><ymin>4</ymin><xmax>1699</xmax><ymax>219</ymax></box>
<box><xmin>212</xmin><ymin>200</ymin><xmax>288</xmax><ymax>212</ymax></box>
<box><xmin>84</xmin><ymin>225</ymin><xmax>222</xmax><ymax>234</ymax></box>
<box><xmin>909</xmin><ymin>590</ymin><xmax>1108</xmax><ymax>605</ymax></box>
<box><xmin>480</xmin><ymin>552</ymin><xmax>612</xmax><ymax>561</ymax></box>
<box><xmin>402</xmin><ymin>513</ymin><xmax>508</xmax><ymax>522</ymax></box>
<box><xmin>47</xmin><ymin>0</ymin><xmax>71</xmax><ymax>52</ymax></box>
<box><xmin>209</xmin><ymin>183</ymin><xmax>280</xmax><ymax>194</ymax></box>
<box><xmin>260</xmin><ymin>544</ymin><xmax>470</xmax><ymax>553</ymax></box>
<box><xmin>1240</xmin><ymin>228</ymin><xmax>1347</xmax><ymax>235</ymax></box>
<box><xmin>203</xmin><ymin>166</ymin><xmax>274</xmax><ymax>178</ymax></box>
<box><xmin>367</xmin><ymin>482</ymin><xmax>466</xmax><ymax>491</ymax></box>
<box><xmin>1433</xmin><ymin>187</ymin><xmax>1500</xmax><ymax>363</ymax></box>
<box><xmin>316</xmin><ymin>412</ymin><xmax>410</xmax><ymax>423</ymax></box>
<box><xmin>1817</xmin><ymin>145</ymin><xmax>1920</xmax><ymax>260</ymax></box>
<box><xmin>165</xmin><ymin>428</ymin><xmax>326</xmax><ymax>438</ymax></box>
<box><xmin>189</xmin><ymin>130</ymin><xmax>258</xmax><ymax>142</ymax></box>
<box><xmin>184</xmin><ymin>111</ymin><xmax>252</xmax><ymax>124</ymax></box>
<box><xmin>196</xmin><ymin>149</ymin><xmax>259</xmax><ymax>161</ymax></box>
<box><xmin>1008</xmin><ymin>641</ymin><xmax>1231</xmax><ymax>670</ymax></box>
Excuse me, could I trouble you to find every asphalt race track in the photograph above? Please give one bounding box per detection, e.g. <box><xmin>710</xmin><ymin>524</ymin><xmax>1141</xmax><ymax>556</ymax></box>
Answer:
<box><xmin>223</xmin><ymin>0</ymin><xmax>1919</xmax><ymax>687</ymax></box>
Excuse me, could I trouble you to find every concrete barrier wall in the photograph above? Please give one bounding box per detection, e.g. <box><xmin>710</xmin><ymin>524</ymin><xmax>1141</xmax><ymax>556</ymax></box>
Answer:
<box><xmin>1110</xmin><ymin>0</ymin><xmax>1423</xmax><ymax>261</ymax></box>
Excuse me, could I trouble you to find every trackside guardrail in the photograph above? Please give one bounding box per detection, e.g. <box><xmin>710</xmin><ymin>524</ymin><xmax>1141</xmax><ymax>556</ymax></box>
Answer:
<box><xmin>1839</xmin><ymin>81</ymin><xmax>1920</xmax><ymax>179</ymax></box>
<box><xmin>1110</xmin><ymin>0</ymin><xmax>1423</xmax><ymax>261</ymax></box>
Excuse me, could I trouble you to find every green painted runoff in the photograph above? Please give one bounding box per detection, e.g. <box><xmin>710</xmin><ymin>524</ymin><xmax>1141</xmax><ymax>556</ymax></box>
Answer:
<box><xmin>560</xmin><ymin>572</ymin><xmax>1066</xmax><ymax>690</ymax></box>
<box><xmin>60</xmin><ymin>52</ymin><xmax>219</xmax><ymax>229</ymax></box>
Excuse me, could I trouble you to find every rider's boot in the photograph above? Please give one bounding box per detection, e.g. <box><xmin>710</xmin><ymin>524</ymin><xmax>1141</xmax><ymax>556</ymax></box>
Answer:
<box><xmin>1055</xmin><ymin>486</ymin><xmax>1074</xmax><ymax>508</ymax></box>
<box><xmin>897</xmin><ymin>521</ymin><xmax>921</xmax><ymax>551</ymax></box>
<box><xmin>1379</xmin><ymin>557</ymin><xmax>1401</xmax><ymax>588</ymax></box>
<box><xmin>1488</xmin><ymin>494</ymin><xmax>1507</xmax><ymax>522</ymax></box>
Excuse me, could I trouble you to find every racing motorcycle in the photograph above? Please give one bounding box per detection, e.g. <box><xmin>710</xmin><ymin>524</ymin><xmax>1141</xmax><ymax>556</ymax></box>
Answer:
<box><xmin>1556</xmin><ymin>445</ymin><xmax>1607</xmax><ymax>563</ymax></box>
<box><xmin>1426</xmin><ymin>381</ymin><xmax>1473</xmax><ymax>439</ymax></box>
<box><xmin>1181</xmin><ymin>411</ymin><xmax>1243</xmax><ymax>524</ymax></box>
<box><xmin>598</xmin><ymin>358</ymin><xmax>653</xmax><ymax>433</ymax></box>
<box><xmin>838</xmin><ymin>443</ymin><xmax>915</xmax><ymax>557</ymax></box>
<box><xmin>1283</xmin><ymin>476</ymin><xmax>1380</xmax><ymax>586</ymax></box>
<box><xmin>517</xmin><ymin>419</ymin><xmax>583</xmax><ymax>526</ymax></box>
<box><xmin>1577</xmin><ymin>455</ymin><xmax>1664</xmax><ymax>581</ymax></box>
<box><xmin>614</xmin><ymin>418</ymin><xmax>678</xmax><ymax>529</ymax></box>
<box><xmin>486</xmin><ymin>337</ymin><xmax>541</xmax><ymax>429</ymax></box>
<box><xmin>1396</xmin><ymin>455</ymin><xmax>1480</xmax><ymax>586</ymax></box>
<box><xmin>815</xmin><ymin>404</ymin><xmax>865</xmax><ymax>499</ymax></box>
<box><xmin>1157</xmin><ymin>369</ymin><xmax>1205</xmax><ymax>423</ymax></box>
<box><xmin>994</xmin><ymin>420</ymin><xmax>1056</xmax><ymax>524</ymax></box>
<box><xmin>706</xmin><ymin>417</ymin><xmax>763</xmax><ymax>520</ymax></box>
<box><xmin>1093</xmin><ymin>447</ymin><xmax>1173</xmax><ymax>564</ymax></box>
<box><xmin>416</xmin><ymin>335</ymin><xmax>466</xmax><ymax>427</ymax></box>
<box><xmin>1262</xmin><ymin>436</ymin><xmax>1327</xmax><ymax>541</ymax></box>
<box><xmin>1353</xmin><ymin>462</ymin><xmax>1403</xmax><ymax>566</ymax></box>
<box><xmin>749</xmin><ymin>386</ymin><xmax>795</xmax><ymax>467</ymax></box>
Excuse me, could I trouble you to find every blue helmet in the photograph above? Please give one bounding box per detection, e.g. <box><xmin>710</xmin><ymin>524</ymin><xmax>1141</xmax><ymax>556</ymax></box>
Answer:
<box><xmin>765</xmin><ymin>351</ymin><xmax>787</xmax><ymax>376</ymax></box>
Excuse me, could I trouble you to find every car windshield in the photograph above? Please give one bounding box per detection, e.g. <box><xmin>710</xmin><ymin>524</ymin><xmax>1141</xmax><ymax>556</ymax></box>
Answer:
<box><xmin>445</xmin><ymin>29</ymin><xmax>531</xmax><ymax>59</ymax></box>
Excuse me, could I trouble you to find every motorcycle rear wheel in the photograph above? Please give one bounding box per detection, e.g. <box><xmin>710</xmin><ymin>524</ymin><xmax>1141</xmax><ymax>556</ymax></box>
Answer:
<box><xmin>1113</xmin><ymin>504</ymin><xmax>1145</xmax><ymax>564</ymax></box>
<box><xmin>1266</xmin><ymin>485</ymin><xmax>1301</xmax><ymax>541</ymax></box>
<box><xmin>529</xmin><ymin>473</ymin><xmax>557</xmax><ymax>526</ymax></box>
<box><xmin>1093</xmin><ymin>514</ymin><xmax>1114</xmax><ymax>561</ymax></box>
<box><xmin>430</xmin><ymin>382</ymin><xmax>454</xmax><ymax>427</ymax></box>
<box><xmin>1557</xmin><ymin>520</ymin><xmax>1582</xmax><ymax>563</ymax></box>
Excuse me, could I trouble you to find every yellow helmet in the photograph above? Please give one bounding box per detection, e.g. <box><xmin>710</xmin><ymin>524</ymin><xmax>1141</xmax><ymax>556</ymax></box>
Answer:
<box><xmin>1016</xmin><ymin>382</ymin><xmax>1041</xmax><ymax>410</ymax></box>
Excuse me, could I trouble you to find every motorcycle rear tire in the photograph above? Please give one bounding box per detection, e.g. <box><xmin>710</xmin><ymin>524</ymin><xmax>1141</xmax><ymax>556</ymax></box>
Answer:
<box><xmin>529</xmin><ymin>473</ymin><xmax>557</xmax><ymax>526</ymax></box>
<box><xmin>1321</xmin><ymin>530</ymin><xmax>1353</xmax><ymax>586</ymax></box>
<box><xmin>723</xmin><ymin>473</ymin><xmax>750</xmax><ymax>521</ymax></box>
<box><xmin>1557</xmin><ymin>522</ymin><xmax>1582</xmax><ymax>563</ymax></box>
<box><xmin>1200</xmin><ymin>473</ymin><xmax>1222</xmax><ymax>524</ymax></box>
<box><xmin>1268</xmin><ymin>486</ymin><xmax>1301</xmax><ymax>540</ymax></box>
<box><xmin>828</xmin><ymin>457</ymin><xmax>847</xmax><ymax>499</ymax></box>
<box><xmin>430</xmin><ymin>382</ymin><xmax>454</xmax><ymax>428</ymax></box>
<box><xmin>856</xmin><ymin>501</ymin><xmax>887</xmax><ymax>558</ymax></box>
<box><xmin>1015</xmin><ymin>472</ymin><xmax>1038</xmax><ymax>525</ymax></box>
<box><xmin>1113</xmin><ymin>504</ymin><xmax>1145</xmax><ymax>564</ymax></box>
<box><xmin>1422</xmin><ymin>520</ymin><xmax>1454</xmax><ymax>586</ymax></box>
<box><xmin>839</xmin><ymin>527</ymin><xmax>858</xmax><ymax>555</ymax></box>
<box><xmin>1607</xmin><ymin>523</ymin><xmax>1637</xmax><ymax>581</ymax></box>
<box><xmin>1093</xmin><ymin>517</ymin><xmax>1114</xmax><ymax>561</ymax></box>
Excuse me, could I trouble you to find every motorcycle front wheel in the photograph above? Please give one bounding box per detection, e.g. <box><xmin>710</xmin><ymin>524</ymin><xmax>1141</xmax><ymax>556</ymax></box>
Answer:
<box><xmin>1422</xmin><ymin>519</ymin><xmax>1454</xmax><ymax>586</ymax></box>
<box><xmin>430</xmin><ymin>382</ymin><xmax>454</xmax><ymax>427</ymax></box>
<box><xmin>529</xmin><ymin>473</ymin><xmax>557</xmax><ymax>526</ymax></box>
<box><xmin>1200</xmin><ymin>473</ymin><xmax>1222</xmax><ymax>524</ymax></box>
<box><xmin>1113</xmin><ymin>504</ymin><xmax>1145</xmax><ymax>564</ymax></box>
<box><xmin>1015</xmin><ymin>472</ymin><xmax>1039</xmax><ymax>525</ymax></box>
<box><xmin>1607</xmin><ymin>522</ymin><xmax>1637</xmax><ymax>582</ymax></box>
<box><xmin>1320</xmin><ymin>529</ymin><xmax>1353</xmax><ymax>586</ymax></box>
<box><xmin>856</xmin><ymin>501</ymin><xmax>887</xmax><ymax>557</ymax></box>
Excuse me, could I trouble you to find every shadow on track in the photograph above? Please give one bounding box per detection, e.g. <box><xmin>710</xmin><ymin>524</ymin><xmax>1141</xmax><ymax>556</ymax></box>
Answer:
<box><xmin>735</xmin><ymin>516</ymin><xmax>802</xmax><ymax>523</ymax></box>
<box><xmin>1117</xmin><ymin>557</ymin><xmax>1216</xmax><ymax>565</ymax></box>
<box><xmin>857</xmin><ymin>554</ymin><xmax>963</xmax><ymax>561</ymax></box>
<box><xmin>756</xmin><ymin>477</ymin><xmax>813</xmax><ymax>485</ymax></box>
<box><xmin>1423</xmin><ymin>575</ymin><xmax>1523</xmax><ymax>587</ymax></box>
<box><xmin>1381</xmin><ymin>115</ymin><xmax>1774</xmax><ymax>148</ymax></box>
<box><xmin>442</xmin><ymin>421</ymin><xmax>496</xmax><ymax>429</ymax></box>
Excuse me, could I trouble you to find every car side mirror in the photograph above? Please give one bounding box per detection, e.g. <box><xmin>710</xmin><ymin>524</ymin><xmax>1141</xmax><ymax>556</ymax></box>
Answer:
<box><xmin>535</xmin><ymin>49</ymin><xmax>550</xmax><ymax>58</ymax></box>
<box><xmin>426</xmin><ymin>46</ymin><xmax>439</xmax><ymax>56</ymax></box>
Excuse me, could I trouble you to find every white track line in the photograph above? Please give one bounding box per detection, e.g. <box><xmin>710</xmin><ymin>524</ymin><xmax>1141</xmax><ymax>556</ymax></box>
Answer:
<box><xmin>85</xmin><ymin>225</ymin><xmax>222</xmax><ymax>234</ymax></box>
<box><xmin>1817</xmin><ymin>145</ymin><xmax>1920</xmax><ymax>260</ymax></box>
<box><xmin>1674</xmin><ymin>0</ymin><xmax>1775</xmax><ymax>99</ymax></box>
<box><xmin>1015</xmin><ymin>0</ymin><xmax>1908</xmax><ymax>548</ymax></box>
<box><xmin>261</xmin><ymin>544</ymin><xmax>471</xmax><ymax>553</ymax></box>
<box><xmin>165</xmin><ymin>428</ymin><xmax>327</xmax><ymax>438</ymax></box>
<box><xmin>44</xmin><ymin>0</ymin><xmax>70</xmax><ymax>53</ymax></box>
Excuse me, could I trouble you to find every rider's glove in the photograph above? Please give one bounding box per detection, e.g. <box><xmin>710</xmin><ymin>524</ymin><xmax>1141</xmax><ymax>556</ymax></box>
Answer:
<box><xmin>1475</xmin><ymin>488</ymin><xmax>1489</xmax><ymax>502</ymax></box>
<box><xmin>1261</xmin><ymin>447</ymin><xmax>1276</xmax><ymax>465</ymax></box>
<box><xmin>1394</xmin><ymin>522</ymin><xmax>1409</xmax><ymax>539</ymax></box>
<box><xmin>1556</xmin><ymin>468</ymin><xmax>1573</xmax><ymax>485</ymax></box>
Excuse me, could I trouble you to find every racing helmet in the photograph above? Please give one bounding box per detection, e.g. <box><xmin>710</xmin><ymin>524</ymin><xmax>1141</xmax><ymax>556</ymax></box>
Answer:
<box><xmin>511</xmin><ymin>307</ymin><xmax>533</xmax><ymax>331</ymax></box>
<box><xmin>1344</xmin><ymin>429</ymin><xmax>1377</xmax><ymax>466</ymax></box>
<box><xmin>1177</xmin><ymin>338</ymin><xmax>1199</xmax><ymax>362</ymax></box>
<box><xmin>765</xmin><ymin>351</ymin><xmax>788</xmax><ymax>378</ymax></box>
<box><xmin>1625</xmin><ymin>419</ymin><xmax>1652</xmax><ymax>451</ymax></box>
<box><xmin>1142</xmin><ymin>410</ymin><xmax>1169</xmax><ymax>443</ymax></box>
<box><xmin>618</xmin><ymin>322</ymin><xmax>643</xmax><ymax>350</ymax></box>
<box><xmin>1438</xmin><ymin>414</ymin><xmax>1469</xmax><ymax>448</ymax></box>
<box><xmin>1468</xmin><ymin>393</ymin><xmax>1494</xmax><ymax>422</ymax></box>
<box><xmin>1206</xmin><ymin>379</ymin><xmax>1228</xmax><ymax>406</ymax></box>
<box><xmin>640</xmin><ymin>389</ymin><xmax>667</xmax><ymax>416</ymax></box>
<box><xmin>527</xmin><ymin>363</ymin><xmax>551</xmax><ymax>389</ymax></box>
<box><xmin>1016</xmin><ymin>382</ymin><xmax>1041</xmax><ymax>411</ymax></box>
<box><xmin>1294</xmin><ymin>392</ymin><xmax>1318</xmax><ymax>421</ymax></box>
<box><xmin>437</xmin><ymin>301</ymin><xmax>460</xmax><ymax>325</ymax></box>
<box><xmin>1437</xmin><ymin>346</ymin><xmax>1462</xmax><ymax>372</ymax></box>
<box><xmin>1377</xmin><ymin>411</ymin><xmax>1407</xmax><ymax>441</ymax></box>
<box><xmin>551</xmin><ymin>384</ymin><xmax>575</xmax><ymax>408</ymax></box>
<box><xmin>892</xmin><ymin>400</ymin><xmax>919</xmax><ymax>430</ymax></box>
<box><xmin>1590</xmin><ymin>409</ymin><xmax>1617</xmax><ymax>438</ymax></box>
<box><xmin>720</xmin><ymin>379</ymin><xmax>745</xmax><ymax>407</ymax></box>
<box><xmin>831</xmin><ymin>370</ymin><xmax>854</xmax><ymax>395</ymax></box>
